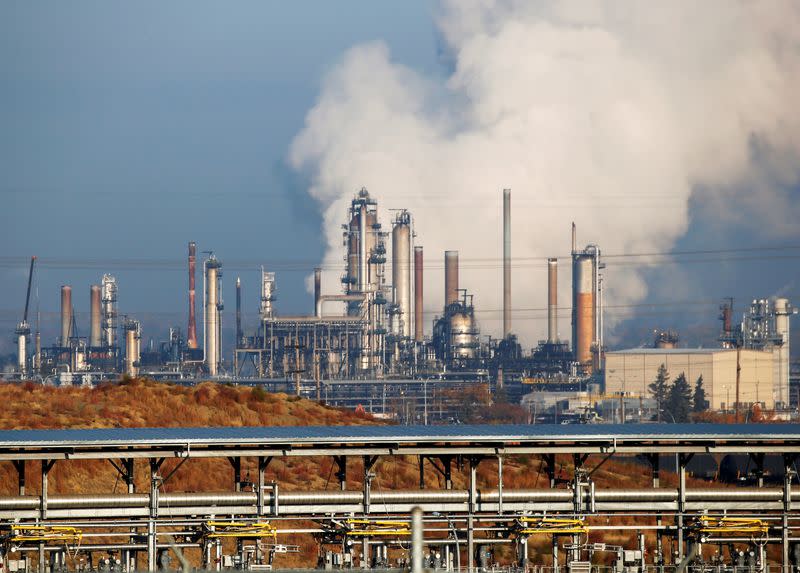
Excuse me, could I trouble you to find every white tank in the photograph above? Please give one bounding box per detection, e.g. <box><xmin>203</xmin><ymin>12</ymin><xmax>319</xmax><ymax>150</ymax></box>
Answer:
<box><xmin>450</xmin><ymin>311</ymin><xmax>477</xmax><ymax>359</ymax></box>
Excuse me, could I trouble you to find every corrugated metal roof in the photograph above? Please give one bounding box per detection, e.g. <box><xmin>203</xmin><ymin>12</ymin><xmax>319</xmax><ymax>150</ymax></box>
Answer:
<box><xmin>0</xmin><ymin>423</ymin><xmax>797</xmax><ymax>448</ymax></box>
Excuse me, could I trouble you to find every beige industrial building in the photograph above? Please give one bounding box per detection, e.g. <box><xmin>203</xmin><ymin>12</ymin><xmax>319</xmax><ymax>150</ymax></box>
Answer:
<box><xmin>604</xmin><ymin>348</ymin><xmax>775</xmax><ymax>410</ymax></box>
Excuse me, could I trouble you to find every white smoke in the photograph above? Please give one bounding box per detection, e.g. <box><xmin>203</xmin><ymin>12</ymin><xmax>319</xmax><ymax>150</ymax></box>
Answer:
<box><xmin>289</xmin><ymin>0</ymin><xmax>800</xmax><ymax>347</ymax></box>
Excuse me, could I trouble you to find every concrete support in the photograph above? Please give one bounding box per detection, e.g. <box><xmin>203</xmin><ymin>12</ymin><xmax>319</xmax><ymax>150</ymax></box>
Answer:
<box><xmin>40</xmin><ymin>460</ymin><xmax>55</xmax><ymax>520</ymax></box>
<box><xmin>543</xmin><ymin>454</ymin><xmax>556</xmax><ymax>488</ymax></box>
<box><xmin>148</xmin><ymin>459</ymin><xmax>164</xmax><ymax>572</ymax></box>
<box><xmin>418</xmin><ymin>455</ymin><xmax>425</xmax><ymax>489</ymax></box>
<box><xmin>363</xmin><ymin>455</ymin><xmax>378</xmax><ymax>514</ymax></box>
<box><xmin>750</xmin><ymin>452</ymin><xmax>765</xmax><ymax>488</ymax></box>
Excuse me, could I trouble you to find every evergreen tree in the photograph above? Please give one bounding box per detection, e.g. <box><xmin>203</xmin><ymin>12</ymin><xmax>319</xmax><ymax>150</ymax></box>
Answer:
<box><xmin>693</xmin><ymin>375</ymin><xmax>708</xmax><ymax>413</ymax></box>
<box><xmin>666</xmin><ymin>373</ymin><xmax>693</xmax><ymax>423</ymax></box>
<box><xmin>648</xmin><ymin>363</ymin><xmax>670</xmax><ymax>422</ymax></box>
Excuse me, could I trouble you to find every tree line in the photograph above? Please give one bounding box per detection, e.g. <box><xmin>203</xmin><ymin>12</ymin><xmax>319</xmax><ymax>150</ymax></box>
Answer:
<box><xmin>648</xmin><ymin>363</ymin><xmax>708</xmax><ymax>423</ymax></box>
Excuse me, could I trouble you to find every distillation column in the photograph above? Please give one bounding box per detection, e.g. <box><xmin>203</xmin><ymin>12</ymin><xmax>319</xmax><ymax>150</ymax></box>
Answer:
<box><xmin>392</xmin><ymin>212</ymin><xmax>412</xmax><ymax>338</ymax></box>
<box><xmin>90</xmin><ymin>285</ymin><xmax>102</xmax><ymax>348</ymax></box>
<box><xmin>187</xmin><ymin>242</ymin><xmax>198</xmax><ymax>349</ymax></box>
<box><xmin>124</xmin><ymin>320</ymin><xmax>141</xmax><ymax>377</ymax></box>
<box><xmin>414</xmin><ymin>246</ymin><xmax>424</xmax><ymax>341</ymax></box>
<box><xmin>205</xmin><ymin>257</ymin><xmax>222</xmax><ymax>376</ymax></box>
<box><xmin>773</xmin><ymin>298</ymin><xmax>792</xmax><ymax>407</ymax></box>
<box><xmin>445</xmin><ymin>251</ymin><xmax>459</xmax><ymax>306</ymax></box>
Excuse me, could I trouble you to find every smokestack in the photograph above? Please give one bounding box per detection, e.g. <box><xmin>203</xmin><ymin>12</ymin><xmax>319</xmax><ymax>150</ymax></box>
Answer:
<box><xmin>90</xmin><ymin>285</ymin><xmax>102</xmax><ymax>347</ymax></box>
<box><xmin>235</xmin><ymin>276</ymin><xmax>242</xmax><ymax>346</ymax></box>
<box><xmin>444</xmin><ymin>251</ymin><xmax>459</xmax><ymax>306</ymax></box>
<box><xmin>571</xmin><ymin>221</ymin><xmax>576</xmax><ymax>253</ymax></box>
<box><xmin>187</xmin><ymin>242</ymin><xmax>198</xmax><ymax>349</ymax></box>
<box><xmin>314</xmin><ymin>268</ymin><xmax>322</xmax><ymax>317</ymax></box>
<box><xmin>547</xmin><ymin>258</ymin><xmax>558</xmax><ymax>343</ymax></box>
<box><xmin>60</xmin><ymin>286</ymin><xmax>72</xmax><ymax>347</ymax></box>
<box><xmin>503</xmin><ymin>188</ymin><xmax>511</xmax><ymax>338</ymax></box>
<box><xmin>573</xmin><ymin>251</ymin><xmax>596</xmax><ymax>370</ymax></box>
<box><xmin>414</xmin><ymin>246</ymin><xmax>423</xmax><ymax>341</ymax></box>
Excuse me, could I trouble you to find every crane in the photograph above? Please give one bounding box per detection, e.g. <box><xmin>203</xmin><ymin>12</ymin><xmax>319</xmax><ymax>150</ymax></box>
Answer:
<box><xmin>14</xmin><ymin>256</ymin><xmax>36</xmax><ymax>375</ymax></box>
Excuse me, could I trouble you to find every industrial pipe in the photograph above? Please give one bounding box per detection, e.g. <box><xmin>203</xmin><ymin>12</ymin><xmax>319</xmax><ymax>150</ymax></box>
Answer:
<box><xmin>444</xmin><ymin>251</ymin><xmax>459</xmax><ymax>306</ymax></box>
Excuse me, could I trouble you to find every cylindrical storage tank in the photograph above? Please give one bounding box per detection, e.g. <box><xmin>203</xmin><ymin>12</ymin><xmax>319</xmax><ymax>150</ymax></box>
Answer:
<box><xmin>450</xmin><ymin>311</ymin><xmax>477</xmax><ymax>359</ymax></box>
<box><xmin>90</xmin><ymin>285</ymin><xmax>102</xmax><ymax>347</ymax></box>
<box><xmin>61</xmin><ymin>285</ymin><xmax>72</xmax><ymax>347</ymax></box>
<box><xmin>187</xmin><ymin>241</ymin><xmax>198</xmax><ymax>349</ymax></box>
<box><xmin>444</xmin><ymin>251</ymin><xmax>459</xmax><ymax>306</ymax></box>
<box><xmin>414</xmin><ymin>246</ymin><xmax>424</xmax><ymax>341</ymax></box>
<box><xmin>503</xmin><ymin>188</ymin><xmax>511</xmax><ymax>338</ymax></box>
<box><xmin>547</xmin><ymin>258</ymin><xmax>558</xmax><ymax>343</ymax></box>
<box><xmin>392</xmin><ymin>214</ymin><xmax>412</xmax><ymax>338</ymax></box>
<box><xmin>773</xmin><ymin>297</ymin><xmax>791</xmax><ymax>407</ymax></box>
<box><xmin>205</xmin><ymin>259</ymin><xmax>221</xmax><ymax>376</ymax></box>
<box><xmin>124</xmin><ymin>322</ymin><xmax>140</xmax><ymax>377</ymax></box>
<box><xmin>573</xmin><ymin>255</ymin><xmax>595</xmax><ymax>368</ymax></box>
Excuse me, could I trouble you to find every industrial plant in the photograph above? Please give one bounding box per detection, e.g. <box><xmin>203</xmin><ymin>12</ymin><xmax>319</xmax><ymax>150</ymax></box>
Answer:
<box><xmin>5</xmin><ymin>187</ymin><xmax>798</xmax><ymax>422</ymax></box>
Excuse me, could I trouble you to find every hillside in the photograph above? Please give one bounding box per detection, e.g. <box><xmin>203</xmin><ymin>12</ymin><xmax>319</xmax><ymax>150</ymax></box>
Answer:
<box><xmin>0</xmin><ymin>379</ymin><xmax>729</xmax><ymax>566</ymax></box>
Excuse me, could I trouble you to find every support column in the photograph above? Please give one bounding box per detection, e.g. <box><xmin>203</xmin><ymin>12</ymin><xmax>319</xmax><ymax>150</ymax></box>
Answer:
<box><xmin>443</xmin><ymin>456</ymin><xmax>453</xmax><ymax>490</ymax></box>
<box><xmin>497</xmin><ymin>455</ymin><xmax>504</xmax><ymax>514</ymax></box>
<box><xmin>258</xmin><ymin>456</ymin><xmax>272</xmax><ymax>516</ymax></box>
<box><xmin>677</xmin><ymin>453</ymin><xmax>693</xmax><ymax>562</ymax></box>
<box><xmin>543</xmin><ymin>454</ymin><xmax>556</xmax><ymax>488</ymax></box>
<box><xmin>647</xmin><ymin>453</ymin><xmax>662</xmax><ymax>565</ymax></box>
<box><xmin>40</xmin><ymin>460</ymin><xmax>55</xmax><ymax>520</ymax></box>
<box><xmin>13</xmin><ymin>460</ymin><xmax>25</xmax><ymax>495</ymax></box>
<box><xmin>418</xmin><ymin>455</ymin><xmax>426</xmax><ymax>489</ymax></box>
<box><xmin>363</xmin><ymin>456</ymin><xmax>378</xmax><ymax>515</ymax></box>
<box><xmin>335</xmin><ymin>456</ymin><xmax>347</xmax><ymax>491</ymax></box>
<box><xmin>552</xmin><ymin>536</ymin><xmax>559</xmax><ymax>573</ymax></box>
<box><xmin>783</xmin><ymin>454</ymin><xmax>795</xmax><ymax>571</ymax></box>
<box><xmin>751</xmin><ymin>453</ymin><xmax>765</xmax><ymax>488</ymax></box>
<box><xmin>148</xmin><ymin>459</ymin><xmax>164</xmax><ymax>572</ymax></box>
<box><xmin>228</xmin><ymin>457</ymin><xmax>242</xmax><ymax>492</ymax></box>
<box><xmin>468</xmin><ymin>457</ymin><xmax>479</xmax><ymax>573</ymax></box>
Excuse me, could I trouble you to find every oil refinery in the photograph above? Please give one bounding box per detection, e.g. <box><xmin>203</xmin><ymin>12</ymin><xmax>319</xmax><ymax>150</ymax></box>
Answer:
<box><xmin>4</xmin><ymin>187</ymin><xmax>797</xmax><ymax>423</ymax></box>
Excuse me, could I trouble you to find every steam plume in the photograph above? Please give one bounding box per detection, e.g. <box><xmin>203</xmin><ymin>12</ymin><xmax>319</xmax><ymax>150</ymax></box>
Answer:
<box><xmin>290</xmin><ymin>0</ymin><xmax>800</xmax><ymax>345</ymax></box>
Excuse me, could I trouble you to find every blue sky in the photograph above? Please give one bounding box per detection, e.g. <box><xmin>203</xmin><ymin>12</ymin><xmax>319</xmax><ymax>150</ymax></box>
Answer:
<box><xmin>2</xmin><ymin>2</ymin><xmax>799</xmax><ymax>356</ymax></box>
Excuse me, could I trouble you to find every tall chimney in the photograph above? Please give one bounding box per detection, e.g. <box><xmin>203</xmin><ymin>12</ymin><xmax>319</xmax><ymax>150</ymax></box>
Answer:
<box><xmin>235</xmin><ymin>276</ymin><xmax>242</xmax><ymax>347</ymax></box>
<box><xmin>90</xmin><ymin>285</ymin><xmax>102</xmax><ymax>347</ymax></box>
<box><xmin>314</xmin><ymin>268</ymin><xmax>322</xmax><ymax>317</ymax></box>
<box><xmin>547</xmin><ymin>258</ymin><xmax>558</xmax><ymax>343</ymax></box>
<box><xmin>60</xmin><ymin>286</ymin><xmax>72</xmax><ymax>347</ymax></box>
<box><xmin>187</xmin><ymin>242</ymin><xmax>198</xmax><ymax>349</ymax></box>
<box><xmin>414</xmin><ymin>246</ymin><xmax>423</xmax><ymax>341</ymax></box>
<box><xmin>445</xmin><ymin>251</ymin><xmax>459</xmax><ymax>306</ymax></box>
<box><xmin>503</xmin><ymin>188</ymin><xmax>511</xmax><ymax>338</ymax></box>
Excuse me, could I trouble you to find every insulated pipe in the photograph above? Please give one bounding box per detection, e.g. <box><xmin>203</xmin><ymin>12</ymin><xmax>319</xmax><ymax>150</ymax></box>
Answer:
<box><xmin>187</xmin><ymin>242</ymin><xmax>198</xmax><ymax>349</ymax></box>
<box><xmin>414</xmin><ymin>246</ymin><xmax>423</xmax><ymax>341</ymax></box>
<box><xmin>444</xmin><ymin>251</ymin><xmax>459</xmax><ymax>306</ymax></box>
<box><xmin>90</xmin><ymin>285</ymin><xmax>102</xmax><ymax>347</ymax></box>
<box><xmin>503</xmin><ymin>188</ymin><xmax>511</xmax><ymax>338</ymax></box>
<box><xmin>547</xmin><ymin>258</ymin><xmax>557</xmax><ymax>343</ymax></box>
<box><xmin>60</xmin><ymin>285</ymin><xmax>72</xmax><ymax>347</ymax></box>
<box><xmin>314</xmin><ymin>268</ymin><xmax>322</xmax><ymax>317</ymax></box>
